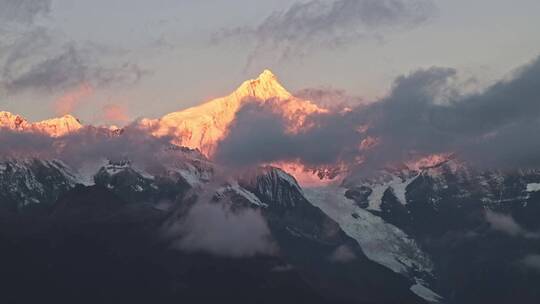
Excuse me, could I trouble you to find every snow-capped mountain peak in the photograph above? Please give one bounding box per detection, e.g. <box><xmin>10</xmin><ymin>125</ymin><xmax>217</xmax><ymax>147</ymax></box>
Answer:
<box><xmin>0</xmin><ymin>111</ymin><xmax>82</xmax><ymax>137</ymax></box>
<box><xmin>142</xmin><ymin>70</ymin><xmax>325</xmax><ymax>156</ymax></box>
<box><xmin>31</xmin><ymin>114</ymin><xmax>83</xmax><ymax>137</ymax></box>
<box><xmin>0</xmin><ymin>111</ymin><xmax>29</xmax><ymax>130</ymax></box>
<box><xmin>232</xmin><ymin>69</ymin><xmax>292</xmax><ymax>101</ymax></box>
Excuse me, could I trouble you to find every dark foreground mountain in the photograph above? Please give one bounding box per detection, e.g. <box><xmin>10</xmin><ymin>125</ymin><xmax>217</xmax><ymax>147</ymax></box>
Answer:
<box><xmin>332</xmin><ymin>159</ymin><xmax>540</xmax><ymax>304</ymax></box>
<box><xmin>2</xmin><ymin>153</ymin><xmax>540</xmax><ymax>303</ymax></box>
<box><xmin>0</xmin><ymin>159</ymin><xmax>424</xmax><ymax>304</ymax></box>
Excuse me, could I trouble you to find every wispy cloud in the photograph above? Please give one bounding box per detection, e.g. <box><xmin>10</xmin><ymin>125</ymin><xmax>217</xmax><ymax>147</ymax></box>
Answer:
<box><xmin>329</xmin><ymin>245</ymin><xmax>357</xmax><ymax>263</ymax></box>
<box><xmin>54</xmin><ymin>83</ymin><xmax>94</xmax><ymax>116</ymax></box>
<box><xmin>0</xmin><ymin>0</ymin><xmax>51</xmax><ymax>25</ymax></box>
<box><xmin>294</xmin><ymin>87</ymin><xmax>364</xmax><ymax>109</ymax></box>
<box><xmin>101</xmin><ymin>104</ymin><xmax>130</xmax><ymax>125</ymax></box>
<box><xmin>163</xmin><ymin>181</ymin><xmax>278</xmax><ymax>258</ymax></box>
<box><xmin>0</xmin><ymin>29</ymin><xmax>147</xmax><ymax>95</ymax></box>
<box><xmin>520</xmin><ymin>254</ymin><xmax>540</xmax><ymax>272</ymax></box>
<box><xmin>168</xmin><ymin>200</ymin><xmax>277</xmax><ymax>258</ymax></box>
<box><xmin>0</xmin><ymin>124</ymin><xmax>178</xmax><ymax>173</ymax></box>
<box><xmin>0</xmin><ymin>1</ymin><xmax>148</xmax><ymax>99</ymax></box>
<box><xmin>484</xmin><ymin>210</ymin><xmax>539</xmax><ymax>239</ymax></box>
<box><xmin>216</xmin><ymin>0</ymin><xmax>437</xmax><ymax>67</ymax></box>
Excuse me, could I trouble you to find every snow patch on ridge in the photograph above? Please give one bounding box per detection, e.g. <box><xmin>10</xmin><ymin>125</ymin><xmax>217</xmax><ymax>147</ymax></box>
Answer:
<box><xmin>76</xmin><ymin>158</ymin><xmax>109</xmax><ymax>186</ymax></box>
<box><xmin>526</xmin><ymin>183</ymin><xmax>540</xmax><ymax>192</ymax></box>
<box><xmin>276</xmin><ymin>169</ymin><xmax>302</xmax><ymax>191</ymax></box>
<box><xmin>172</xmin><ymin>162</ymin><xmax>212</xmax><ymax>187</ymax></box>
<box><xmin>303</xmin><ymin>186</ymin><xmax>433</xmax><ymax>276</ymax></box>
<box><xmin>411</xmin><ymin>280</ymin><xmax>443</xmax><ymax>303</ymax></box>
<box><xmin>367</xmin><ymin>175</ymin><xmax>417</xmax><ymax>211</ymax></box>
<box><xmin>304</xmin><ymin>186</ymin><xmax>442</xmax><ymax>302</ymax></box>
<box><xmin>216</xmin><ymin>182</ymin><xmax>268</xmax><ymax>208</ymax></box>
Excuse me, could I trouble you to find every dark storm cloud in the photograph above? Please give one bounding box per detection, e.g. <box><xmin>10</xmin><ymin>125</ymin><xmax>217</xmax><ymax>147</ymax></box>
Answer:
<box><xmin>215</xmin><ymin>54</ymin><xmax>540</xmax><ymax>175</ymax></box>
<box><xmin>214</xmin><ymin>101</ymin><xmax>362</xmax><ymax>167</ymax></box>
<box><xmin>0</xmin><ymin>127</ymin><xmax>55</xmax><ymax>158</ymax></box>
<box><xmin>351</xmin><ymin>66</ymin><xmax>460</xmax><ymax>171</ymax></box>
<box><xmin>0</xmin><ymin>0</ymin><xmax>51</xmax><ymax>24</ymax></box>
<box><xmin>216</xmin><ymin>0</ymin><xmax>436</xmax><ymax>65</ymax></box>
<box><xmin>214</xmin><ymin>66</ymin><xmax>458</xmax><ymax>169</ymax></box>
<box><xmin>360</xmin><ymin>55</ymin><xmax>540</xmax><ymax>170</ymax></box>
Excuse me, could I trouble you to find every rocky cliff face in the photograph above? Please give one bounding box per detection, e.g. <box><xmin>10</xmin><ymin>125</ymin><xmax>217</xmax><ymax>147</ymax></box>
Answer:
<box><xmin>0</xmin><ymin>159</ymin><xmax>78</xmax><ymax>211</ymax></box>
<box><xmin>4</xmin><ymin>145</ymin><xmax>540</xmax><ymax>303</ymax></box>
<box><xmin>339</xmin><ymin>159</ymin><xmax>540</xmax><ymax>303</ymax></box>
<box><xmin>0</xmin><ymin>154</ymin><xmax>427</xmax><ymax>303</ymax></box>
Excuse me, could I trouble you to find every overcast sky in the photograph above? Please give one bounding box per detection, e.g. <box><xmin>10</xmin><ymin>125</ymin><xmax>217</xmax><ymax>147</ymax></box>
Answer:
<box><xmin>1</xmin><ymin>0</ymin><xmax>539</xmax><ymax>124</ymax></box>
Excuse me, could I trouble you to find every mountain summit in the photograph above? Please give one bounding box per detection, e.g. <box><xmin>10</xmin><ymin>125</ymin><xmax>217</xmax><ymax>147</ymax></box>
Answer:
<box><xmin>0</xmin><ymin>111</ymin><xmax>82</xmax><ymax>137</ymax></box>
<box><xmin>233</xmin><ymin>69</ymin><xmax>292</xmax><ymax>101</ymax></box>
<box><xmin>142</xmin><ymin>70</ymin><xmax>325</xmax><ymax>156</ymax></box>
<box><xmin>1</xmin><ymin>70</ymin><xmax>321</xmax><ymax>155</ymax></box>
<box><xmin>32</xmin><ymin>115</ymin><xmax>83</xmax><ymax>137</ymax></box>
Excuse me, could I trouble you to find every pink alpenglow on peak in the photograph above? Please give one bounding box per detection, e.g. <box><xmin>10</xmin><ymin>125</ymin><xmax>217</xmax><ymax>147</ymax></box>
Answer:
<box><xmin>233</xmin><ymin>69</ymin><xmax>292</xmax><ymax>101</ymax></box>
<box><xmin>32</xmin><ymin>115</ymin><xmax>83</xmax><ymax>137</ymax></box>
<box><xmin>142</xmin><ymin>70</ymin><xmax>326</xmax><ymax>156</ymax></box>
<box><xmin>0</xmin><ymin>111</ymin><xmax>30</xmax><ymax>130</ymax></box>
<box><xmin>0</xmin><ymin>111</ymin><xmax>83</xmax><ymax>137</ymax></box>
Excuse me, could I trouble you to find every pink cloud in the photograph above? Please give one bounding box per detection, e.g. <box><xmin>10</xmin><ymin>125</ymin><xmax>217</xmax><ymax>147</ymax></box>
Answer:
<box><xmin>54</xmin><ymin>83</ymin><xmax>94</xmax><ymax>116</ymax></box>
<box><xmin>101</xmin><ymin>104</ymin><xmax>129</xmax><ymax>124</ymax></box>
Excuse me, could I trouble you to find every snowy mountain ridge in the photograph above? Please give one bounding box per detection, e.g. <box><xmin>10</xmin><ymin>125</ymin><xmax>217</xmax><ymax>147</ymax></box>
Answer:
<box><xmin>139</xmin><ymin>70</ymin><xmax>326</xmax><ymax>156</ymax></box>
<box><xmin>0</xmin><ymin>111</ymin><xmax>82</xmax><ymax>137</ymax></box>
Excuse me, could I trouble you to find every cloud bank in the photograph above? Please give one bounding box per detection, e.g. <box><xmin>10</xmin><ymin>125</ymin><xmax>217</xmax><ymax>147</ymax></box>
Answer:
<box><xmin>214</xmin><ymin>102</ymin><xmax>362</xmax><ymax>168</ymax></box>
<box><xmin>485</xmin><ymin>210</ymin><xmax>539</xmax><ymax>239</ymax></box>
<box><xmin>169</xmin><ymin>201</ymin><xmax>277</xmax><ymax>258</ymax></box>
<box><xmin>358</xmin><ymin>55</ymin><xmax>540</xmax><ymax>171</ymax></box>
<box><xmin>215</xmin><ymin>54</ymin><xmax>540</xmax><ymax>177</ymax></box>
<box><xmin>0</xmin><ymin>124</ymin><xmax>179</xmax><ymax>174</ymax></box>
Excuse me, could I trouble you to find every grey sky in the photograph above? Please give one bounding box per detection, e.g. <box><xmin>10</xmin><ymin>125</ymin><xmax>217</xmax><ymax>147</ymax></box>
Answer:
<box><xmin>0</xmin><ymin>0</ymin><xmax>539</xmax><ymax>124</ymax></box>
